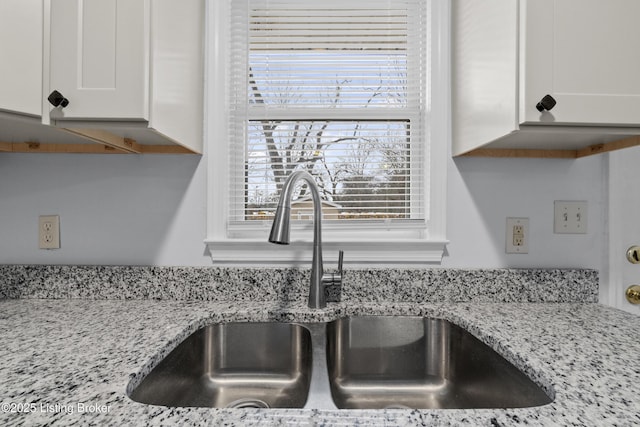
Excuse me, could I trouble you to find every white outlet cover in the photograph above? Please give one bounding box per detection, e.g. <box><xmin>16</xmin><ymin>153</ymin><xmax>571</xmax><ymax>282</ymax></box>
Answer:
<box><xmin>39</xmin><ymin>215</ymin><xmax>60</xmax><ymax>249</ymax></box>
<box><xmin>506</xmin><ymin>217</ymin><xmax>529</xmax><ymax>254</ymax></box>
<box><xmin>554</xmin><ymin>201</ymin><xmax>587</xmax><ymax>234</ymax></box>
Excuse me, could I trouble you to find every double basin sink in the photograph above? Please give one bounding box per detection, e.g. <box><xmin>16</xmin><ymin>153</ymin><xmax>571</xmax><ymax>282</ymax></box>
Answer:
<box><xmin>129</xmin><ymin>316</ymin><xmax>552</xmax><ymax>410</ymax></box>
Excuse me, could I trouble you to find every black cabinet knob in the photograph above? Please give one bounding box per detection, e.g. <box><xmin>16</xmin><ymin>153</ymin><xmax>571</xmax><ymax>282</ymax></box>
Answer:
<box><xmin>48</xmin><ymin>90</ymin><xmax>69</xmax><ymax>108</ymax></box>
<box><xmin>536</xmin><ymin>94</ymin><xmax>556</xmax><ymax>112</ymax></box>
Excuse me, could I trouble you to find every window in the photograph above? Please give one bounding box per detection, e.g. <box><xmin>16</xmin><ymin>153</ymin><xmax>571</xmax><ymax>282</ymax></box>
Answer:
<box><xmin>206</xmin><ymin>0</ymin><xmax>448</xmax><ymax>265</ymax></box>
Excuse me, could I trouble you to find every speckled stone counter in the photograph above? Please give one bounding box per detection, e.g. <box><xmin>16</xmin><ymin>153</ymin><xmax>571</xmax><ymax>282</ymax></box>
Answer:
<box><xmin>0</xmin><ymin>265</ymin><xmax>598</xmax><ymax>303</ymax></box>
<box><xmin>3</xmin><ymin>266</ymin><xmax>637</xmax><ymax>426</ymax></box>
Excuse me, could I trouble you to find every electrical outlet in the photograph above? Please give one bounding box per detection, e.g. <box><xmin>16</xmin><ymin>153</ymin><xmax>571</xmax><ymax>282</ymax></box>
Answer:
<box><xmin>554</xmin><ymin>201</ymin><xmax>587</xmax><ymax>234</ymax></box>
<box><xmin>506</xmin><ymin>217</ymin><xmax>529</xmax><ymax>254</ymax></box>
<box><xmin>513</xmin><ymin>234</ymin><xmax>524</xmax><ymax>246</ymax></box>
<box><xmin>39</xmin><ymin>215</ymin><xmax>60</xmax><ymax>249</ymax></box>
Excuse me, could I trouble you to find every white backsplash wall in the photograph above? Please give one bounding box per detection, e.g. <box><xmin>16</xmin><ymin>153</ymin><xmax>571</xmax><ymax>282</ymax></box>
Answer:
<box><xmin>446</xmin><ymin>155</ymin><xmax>606</xmax><ymax>269</ymax></box>
<box><xmin>0</xmin><ymin>153</ymin><xmax>208</xmax><ymax>266</ymax></box>
<box><xmin>0</xmin><ymin>151</ymin><xmax>606</xmax><ymax>271</ymax></box>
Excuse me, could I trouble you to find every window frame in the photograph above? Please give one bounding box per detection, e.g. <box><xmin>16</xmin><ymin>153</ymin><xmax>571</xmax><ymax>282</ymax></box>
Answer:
<box><xmin>204</xmin><ymin>0</ymin><xmax>449</xmax><ymax>266</ymax></box>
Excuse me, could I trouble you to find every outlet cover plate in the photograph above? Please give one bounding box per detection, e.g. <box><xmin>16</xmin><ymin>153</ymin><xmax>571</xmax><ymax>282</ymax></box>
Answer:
<box><xmin>554</xmin><ymin>201</ymin><xmax>587</xmax><ymax>234</ymax></box>
<box><xmin>39</xmin><ymin>215</ymin><xmax>60</xmax><ymax>249</ymax></box>
<box><xmin>506</xmin><ymin>217</ymin><xmax>529</xmax><ymax>254</ymax></box>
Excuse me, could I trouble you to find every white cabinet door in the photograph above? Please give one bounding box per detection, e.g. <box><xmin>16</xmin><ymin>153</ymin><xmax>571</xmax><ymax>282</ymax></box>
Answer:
<box><xmin>49</xmin><ymin>0</ymin><xmax>149</xmax><ymax>120</ymax></box>
<box><xmin>522</xmin><ymin>0</ymin><xmax>640</xmax><ymax>126</ymax></box>
<box><xmin>0</xmin><ymin>0</ymin><xmax>42</xmax><ymax>117</ymax></box>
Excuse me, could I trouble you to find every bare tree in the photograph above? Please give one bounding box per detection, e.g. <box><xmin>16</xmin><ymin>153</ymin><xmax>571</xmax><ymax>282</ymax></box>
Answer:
<box><xmin>245</xmin><ymin>64</ymin><xmax>411</xmax><ymax>218</ymax></box>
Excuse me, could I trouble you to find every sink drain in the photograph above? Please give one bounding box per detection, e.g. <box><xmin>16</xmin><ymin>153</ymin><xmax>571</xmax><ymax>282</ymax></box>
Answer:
<box><xmin>384</xmin><ymin>404</ymin><xmax>412</xmax><ymax>410</ymax></box>
<box><xmin>226</xmin><ymin>398</ymin><xmax>270</xmax><ymax>409</ymax></box>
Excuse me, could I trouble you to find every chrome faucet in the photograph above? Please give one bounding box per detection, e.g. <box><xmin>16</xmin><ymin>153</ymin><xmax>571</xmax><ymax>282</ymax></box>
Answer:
<box><xmin>268</xmin><ymin>170</ymin><xmax>343</xmax><ymax>309</ymax></box>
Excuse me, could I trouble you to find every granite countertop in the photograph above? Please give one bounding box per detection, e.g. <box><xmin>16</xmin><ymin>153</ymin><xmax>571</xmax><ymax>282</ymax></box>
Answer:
<box><xmin>0</xmin><ymin>266</ymin><xmax>637</xmax><ymax>426</ymax></box>
<box><xmin>1</xmin><ymin>299</ymin><xmax>639</xmax><ymax>426</ymax></box>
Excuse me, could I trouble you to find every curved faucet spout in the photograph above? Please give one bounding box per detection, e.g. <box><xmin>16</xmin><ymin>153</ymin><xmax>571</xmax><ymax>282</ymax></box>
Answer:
<box><xmin>268</xmin><ymin>171</ymin><xmax>322</xmax><ymax>248</ymax></box>
<box><xmin>268</xmin><ymin>171</ymin><xmax>328</xmax><ymax>308</ymax></box>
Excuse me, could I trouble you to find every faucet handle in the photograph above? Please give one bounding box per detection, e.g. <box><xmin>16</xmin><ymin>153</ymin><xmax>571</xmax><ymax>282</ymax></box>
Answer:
<box><xmin>322</xmin><ymin>250</ymin><xmax>344</xmax><ymax>287</ymax></box>
<box><xmin>333</xmin><ymin>250</ymin><xmax>344</xmax><ymax>285</ymax></box>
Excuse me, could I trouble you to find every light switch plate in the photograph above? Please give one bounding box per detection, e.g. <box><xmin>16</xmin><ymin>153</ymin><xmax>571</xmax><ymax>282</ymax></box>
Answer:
<box><xmin>554</xmin><ymin>201</ymin><xmax>587</xmax><ymax>234</ymax></box>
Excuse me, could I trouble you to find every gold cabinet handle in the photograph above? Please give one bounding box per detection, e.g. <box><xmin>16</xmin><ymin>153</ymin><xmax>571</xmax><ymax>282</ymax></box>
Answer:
<box><xmin>626</xmin><ymin>285</ymin><xmax>640</xmax><ymax>304</ymax></box>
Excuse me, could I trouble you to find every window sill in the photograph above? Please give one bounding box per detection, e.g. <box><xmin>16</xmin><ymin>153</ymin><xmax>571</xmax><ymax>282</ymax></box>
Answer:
<box><xmin>204</xmin><ymin>239</ymin><xmax>448</xmax><ymax>267</ymax></box>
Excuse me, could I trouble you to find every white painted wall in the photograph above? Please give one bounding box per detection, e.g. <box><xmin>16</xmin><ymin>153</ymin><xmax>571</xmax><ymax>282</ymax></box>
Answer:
<box><xmin>445</xmin><ymin>155</ymin><xmax>606</xmax><ymax>269</ymax></box>
<box><xmin>0</xmin><ymin>150</ymin><xmax>607</xmax><ymax>276</ymax></box>
<box><xmin>445</xmin><ymin>153</ymin><xmax>610</xmax><ymax>306</ymax></box>
<box><xmin>0</xmin><ymin>153</ymin><xmax>208</xmax><ymax>266</ymax></box>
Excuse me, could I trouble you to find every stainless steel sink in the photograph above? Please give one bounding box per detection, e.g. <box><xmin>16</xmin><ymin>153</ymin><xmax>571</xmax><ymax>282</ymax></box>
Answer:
<box><xmin>326</xmin><ymin>316</ymin><xmax>553</xmax><ymax>409</ymax></box>
<box><xmin>129</xmin><ymin>316</ymin><xmax>552</xmax><ymax>411</ymax></box>
<box><xmin>129</xmin><ymin>322</ymin><xmax>312</xmax><ymax>408</ymax></box>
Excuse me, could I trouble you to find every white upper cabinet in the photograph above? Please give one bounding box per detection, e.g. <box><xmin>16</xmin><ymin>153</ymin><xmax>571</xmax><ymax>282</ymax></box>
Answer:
<box><xmin>453</xmin><ymin>0</ymin><xmax>640</xmax><ymax>157</ymax></box>
<box><xmin>0</xmin><ymin>0</ymin><xmax>43</xmax><ymax>118</ymax></box>
<box><xmin>49</xmin><ymin>0</ymin><xmax>149</xmax><ymax>120</ymax></box>
<box><xmin>44</xmin><ymin>0</ymin><xmax>204</xmax><ymax>153</ymax></box>
<box><xmin>522</xmin><ymin>0</ymin><xmax>640</xmax><ymax>126</ymax></box>
<box><xmin>1</xmin><ymin>0</ymin><xmax>204</xmax><ymax>154</ymax></box>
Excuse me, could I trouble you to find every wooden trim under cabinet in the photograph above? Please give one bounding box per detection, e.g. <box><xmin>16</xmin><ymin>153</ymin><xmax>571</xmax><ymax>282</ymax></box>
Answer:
<box><xmin>0</xmin><ymin>129</ymin><xmax>198</xmax><ymax>155</ymax></box>
<box><xmin>460</xmin><ymin>135</ymin><xmax>640</xmax><ymax>159</ymax></box>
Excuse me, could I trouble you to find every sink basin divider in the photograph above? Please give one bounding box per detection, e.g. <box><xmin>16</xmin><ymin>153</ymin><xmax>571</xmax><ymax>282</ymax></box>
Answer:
<box><xmin>302</xmin><ymin>322</ymin><xmax>339</xmax><ymax>410</ymax></box>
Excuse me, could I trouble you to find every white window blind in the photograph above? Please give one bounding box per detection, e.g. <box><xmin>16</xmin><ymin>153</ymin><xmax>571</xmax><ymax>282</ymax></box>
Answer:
<box><xmin>228</xmin><ymin>0</ymin><xmax>429</xmax><ymax>229</ymax></box>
